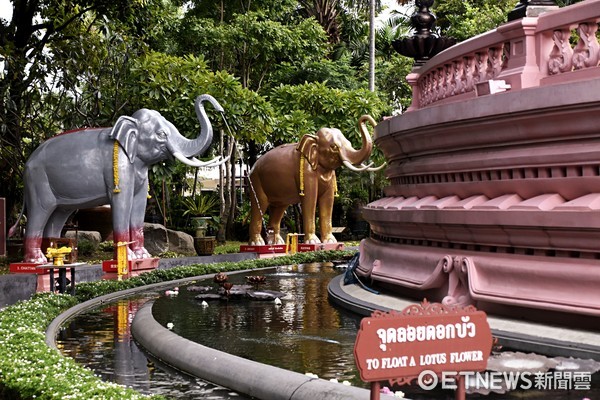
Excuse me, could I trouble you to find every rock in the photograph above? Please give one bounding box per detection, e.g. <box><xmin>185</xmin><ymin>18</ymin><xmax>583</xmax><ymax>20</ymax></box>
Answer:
<box><xmin>143</xmin><ymin>223</ymin><xmax>169</xmax><ymax>256</ymax></box>
<box><xmin>142</xmin><ymin>223</ymin><xmax>195</xmax><ymax>256</ymax></box>
<box><xmin>167</xmin><ymin>228</ymin><xmax>195</xmax><ymax>255</ymax></box>
<box><xmin>65</xmin><ymin>230</ymin><xmax>102</xmax><ymax>246</ymax></box>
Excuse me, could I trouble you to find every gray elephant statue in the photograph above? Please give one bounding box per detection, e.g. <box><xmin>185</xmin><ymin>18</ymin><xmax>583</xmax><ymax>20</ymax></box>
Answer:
<box><xmin>10</xmin><ymin>94</ymin><xmax>227</xmax><ymax>263</ymax></box>
<box><xmin>247</xmin><ymin>115</ymin><xmax>384</xmax><ymax>246</ymax></box>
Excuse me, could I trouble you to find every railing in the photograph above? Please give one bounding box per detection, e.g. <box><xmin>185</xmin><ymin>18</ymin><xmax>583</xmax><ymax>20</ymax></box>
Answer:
<box><xmin>407</xmin><ymin>0</ymin><xmax>600</xmax><ymax>111</ymax></box>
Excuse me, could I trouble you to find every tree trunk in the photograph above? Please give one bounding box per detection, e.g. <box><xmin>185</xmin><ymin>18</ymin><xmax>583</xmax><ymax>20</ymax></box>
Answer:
<box><xmin>369</xmin><ymin>0</ymin><xmax>376</xmax><ymax>92</ymax></box>
<box><xmin>217</xmin><ymin>135</ymin><xmax>238</xmax><ymax>243</ymax></box>
<box><xmin>226</xmin><ymin>145</ymin><xmax>237</xmax><ymax>240</ymax></box>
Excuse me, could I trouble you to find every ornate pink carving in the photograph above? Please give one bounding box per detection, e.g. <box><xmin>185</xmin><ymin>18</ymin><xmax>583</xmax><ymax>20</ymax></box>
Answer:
<box><xmin>475</xmin><ymin>51</ymin><xmax>489</xmax><ymax>83</ymax></box>
<box><xmin>463</xmin><ymin>55</ymin><xmax>476</xmax><ymax>92</ymax></box>
<box><xmin>573</xmin><ymin>22</ymin><xmax>599</xmax><ymax>70</ymax></box>
<box><xmin>487</xmin><ymin>46</ymin><xmax>504</xmax><ymax>79</ymax></box>
<box><xmin>442</xmin><ymin>256</ymin><xmax>474</xmax><ymax>308</ymax></box>
<box><xmin>444</xmin><ymin>64</ymin><xmax>454</xmax><ymax>98</ymax></box>
<box><xmin>437</xmin><ymin>68</ymin><xmax>444</xmax><ymax>102</ymax></box>
<box><xmin>370</xmin><ymin>297</ymin><xmax>477</xmax><ymax>318</ymax></box>
<box><xmin>548</xmin><ymin>29</ymin><xmax>573</xmax><ymax>74</ymax></box>
<box><xmin>502</xmin><ymin>43</ymin><xmax>510</xmax><ymax>70</ymax></box>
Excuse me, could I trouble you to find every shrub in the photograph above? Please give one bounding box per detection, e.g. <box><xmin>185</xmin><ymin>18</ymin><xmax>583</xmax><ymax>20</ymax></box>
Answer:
<box><xmin>98</xmin><ymin>241</ymin><xmax>114</xmax><ymax>252</ymax></box>
<box><xmin>77</xmin><ymin>239</ymin><xmax>97</xmax><ymax>257</ymax></box>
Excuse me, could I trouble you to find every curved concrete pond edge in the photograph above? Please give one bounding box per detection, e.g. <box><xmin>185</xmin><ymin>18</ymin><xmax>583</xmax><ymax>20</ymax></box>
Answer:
<box><xmin>45</xmin><ymin>269</ymin><xmax>372</xmax><ymax>400</ymax></box>
<box><xmin>133</xmin><ymin>301</ymin><xmax>371</xmax><ymax>400</ymax></box>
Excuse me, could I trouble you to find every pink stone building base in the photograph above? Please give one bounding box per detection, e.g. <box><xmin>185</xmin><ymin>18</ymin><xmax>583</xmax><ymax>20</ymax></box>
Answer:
<box><xmin>360</xmin><ymin>1</ymin><xmax>600</xmax><ymax>326</ymax></box>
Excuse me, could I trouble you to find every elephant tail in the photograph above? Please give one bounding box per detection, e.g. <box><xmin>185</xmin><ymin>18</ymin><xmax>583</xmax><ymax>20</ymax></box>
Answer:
<box><xmin>8</xmin><ymin>203</ymin><xmax>25</xmax><ymax>237</ymax></box>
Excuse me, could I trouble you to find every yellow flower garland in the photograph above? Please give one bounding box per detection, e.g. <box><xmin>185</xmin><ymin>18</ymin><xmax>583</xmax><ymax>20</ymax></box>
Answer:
<box><xmin>299</xmin><ymin>155</ymin><xmax>338</xmax><ymax>197</ymax></box>
<box><xmin>333</xmin><ymin>173</ymin><xmax>339</xmax><ymax>197</ymax></box>
<box><xmin>299</xmin><ymin>156</ymin><xmax>305</xmax><ymax>197</ymax></box>
<box><xmin>114</xmin><ymin>141</ymin><xmax>151</xmax><ymax>198</ymax></box>
<box><xmin>113</xmin><ymin>141</ymin><xmax>121</xmax><ymax>193</ymax></box>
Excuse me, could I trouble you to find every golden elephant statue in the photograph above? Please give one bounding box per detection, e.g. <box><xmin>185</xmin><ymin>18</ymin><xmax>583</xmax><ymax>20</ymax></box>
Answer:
<box><xmin>247</xmin><ymin>115</ymin><xmax>384</xmax><ymax>245</ymax></box>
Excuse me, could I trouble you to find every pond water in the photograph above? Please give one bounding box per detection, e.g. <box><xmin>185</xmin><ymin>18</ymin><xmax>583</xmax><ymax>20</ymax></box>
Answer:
<box><xmin>56</xmin><ymin>262</ymin><xmax>599</xmax><ymax>399</ymax></box>
<box><xmin>151</xmin><ymin>262</ymin><xmax>365</xmax><ymax>386</ymax></box>
<box><xmin>57</xmin><ymin>293</ymin><xmax>249</xmax><ymax>399</ymax></box>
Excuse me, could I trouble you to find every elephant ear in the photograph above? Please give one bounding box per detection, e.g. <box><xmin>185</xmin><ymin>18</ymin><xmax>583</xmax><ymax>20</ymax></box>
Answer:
<box><xmin>296</xmin><ymin>134</ymin><xmax>318</xmax><ymax>171</ymax></box>
<box><xmin>109</xmin><ymin>116</ymin><xmax>138</xmax><ymax>163</ymax></box>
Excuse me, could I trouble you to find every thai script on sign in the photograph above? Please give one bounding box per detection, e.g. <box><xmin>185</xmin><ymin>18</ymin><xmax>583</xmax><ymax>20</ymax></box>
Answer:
<box><xmin>376</xmin><ymin>315</ymin><xmax>476</xmax><ymax>346</ymax></box>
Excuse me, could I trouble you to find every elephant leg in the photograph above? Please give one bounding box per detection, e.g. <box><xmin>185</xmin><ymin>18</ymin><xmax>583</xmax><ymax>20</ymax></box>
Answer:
<box><xmin>318</xmin><ymin>191</ymin><xmax>337</xmax><ymax>244</ymax></box>
<box><xmin>248</xmin><ymin>177</ymin><xmax>268</xmax><ymax>245</ymax></box>
<box><xmin>23</xmin><ymin>192</ymin><xmax>54</xmax><ymax>263</ymax></box>
<box><xmin>43</xmin><ymin>208</ymin><xmax>74</xmax><ymax>238</ymax></box>
<box><xmin>129</xmin><ymin>185</ymin><xmax>151</xmax><ymax>259</ymax></box>
<box><xmin>268</xmin><ymin>205</ymin><xmax>287</xmax><ymax>245</ymax></box>
<box><xmin>301</xmin><ymin>181</ymin><xmax>320</xmax><ymax>244</ymax></box>
<box><xmin>111</xmin><ymin>187</ymin><xmax>135</xmax><ymax>260</ymax></box>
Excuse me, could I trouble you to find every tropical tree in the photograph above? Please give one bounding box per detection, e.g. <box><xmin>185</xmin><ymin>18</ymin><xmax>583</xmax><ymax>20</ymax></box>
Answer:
<box><xmin>120</xmin><ymin>51</ymin><xmax>273</xmax><ymax>237</ymax></box>
<box><xmin>0</xmin><ymin>0</ymin><xmax>178</xmax><ymax>218</ymax></box>
<box><xmin>432</xmin><ymin>0</ymin><xmax>515</xmax><ymax>41</ymax></box>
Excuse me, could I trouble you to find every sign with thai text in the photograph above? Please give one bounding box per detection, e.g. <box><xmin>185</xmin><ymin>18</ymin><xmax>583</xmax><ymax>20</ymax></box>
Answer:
<box><xmin>354</xmin><ymin>301</ymin><xmax>492</xmax><ymax>382</ymax></box>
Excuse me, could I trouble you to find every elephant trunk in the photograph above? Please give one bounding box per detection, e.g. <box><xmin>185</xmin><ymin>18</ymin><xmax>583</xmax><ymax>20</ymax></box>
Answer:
<box><xmin>172</xmin><ymin>94</ymin><xmax>224</xmax><ymax>158</ymax></box>
<box><xmin>339</xmin><ymin>115</ymin><xmax>376</xmax><ymax>165</ymax></box>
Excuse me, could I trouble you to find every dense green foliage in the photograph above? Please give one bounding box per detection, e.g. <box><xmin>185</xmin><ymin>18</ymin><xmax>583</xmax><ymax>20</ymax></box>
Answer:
<box><xmin>432</xmin><ymin>0</ymin><xmax>515</xmax><ymax>41</ymax></box>
<box><xmin>1</xmin><ymin>0</ymin><xmax>583</xmax><ymax>236</ymax></box>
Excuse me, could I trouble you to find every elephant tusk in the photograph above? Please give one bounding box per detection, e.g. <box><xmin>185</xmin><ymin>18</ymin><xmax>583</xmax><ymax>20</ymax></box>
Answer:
<box><xmin>343</xmin><ymin>160</ymin><xmax>386</xmax><ymax>172</ymax></box>
<box><xmin>366</xmin><ymin>162</ymin><xmax>387</xmax><ymax>172</ymax></box>
<box><xmin>190</xmin><ymin>155</ymin><xmax>230</xmax><ymax>167</ymax></box>
<box><xmin>173</xmin><ymin>152</ymin><xmax>229</xmax><ymax>168</ymax></box>
<box><xmin>189</xmin><ymin>157</ymin><xmax>218</xmax><ymax>166</ymax></box>
<box><xmin>173</xmin><ymin>152</ymin><xmax>204</xmax><ymax>167</ymax></box>
<box><xmin>343</xmin><ymin>160</ymin><xmax>371</xmax><ymax>172</ymax></box>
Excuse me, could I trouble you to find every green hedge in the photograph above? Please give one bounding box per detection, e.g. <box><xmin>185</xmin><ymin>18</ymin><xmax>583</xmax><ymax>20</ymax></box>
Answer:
<box><xmin>0</xmin><ymin>251</ymin><xmax>353</xmax><ymax>399</ymax></box>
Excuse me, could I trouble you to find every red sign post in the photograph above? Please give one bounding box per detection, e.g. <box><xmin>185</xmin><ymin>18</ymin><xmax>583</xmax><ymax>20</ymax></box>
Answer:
<box><xmin>354</xmin><ymin>300</ymin><xmax>492</xmax><ymax>400</ymax></box>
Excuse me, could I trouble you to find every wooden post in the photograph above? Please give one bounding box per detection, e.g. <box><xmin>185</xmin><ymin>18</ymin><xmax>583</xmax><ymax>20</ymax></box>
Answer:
<box><xmin>370</xmin><ymin>381</ymin><xmax>380</xmax><ymax>400</ymax></box>
<box><xmin>455</xmin><ymin>374</ymin><xmax>466</xmax><ymax>400</ymax></box>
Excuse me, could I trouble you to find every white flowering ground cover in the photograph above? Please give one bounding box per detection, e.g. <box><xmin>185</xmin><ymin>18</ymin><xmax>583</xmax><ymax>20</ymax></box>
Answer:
<box><xmin>0</xmin><ymin>293</ymin><xmax>156</xmax><ymax>399</ymax></box>
<box><xmin>0</xmin><ymin>251</ymin><xmax>352</xmax><ymax>399</ymax></box>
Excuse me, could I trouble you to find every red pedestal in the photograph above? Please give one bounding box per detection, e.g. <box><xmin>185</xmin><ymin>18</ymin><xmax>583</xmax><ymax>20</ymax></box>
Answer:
<box><xmin>239</xmin><ymin>244</ymin><xmax>287</xmax><ymax>254</ymax></box>
<box><xmin>101</xmin><ymin>258</ymin><xmax>159</xmax><ymax>273</ymax></box>
<box><xmin>298</xmin><ymin>243</ymin><xmax>345</xmax><ymax>252</ymax></box>
<box><xmin>10</xmin><ymin>262</ymin><xmax>50</xmax><ymax>274</ymax></box>
<box><xmin>239</xmin><ymin>243</ymin><xmax>344</xmax><ymax>254</ymax></box>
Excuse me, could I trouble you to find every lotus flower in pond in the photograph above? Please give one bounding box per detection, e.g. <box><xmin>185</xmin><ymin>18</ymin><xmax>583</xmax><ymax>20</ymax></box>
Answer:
<box><xmin>246</xmin><ymin>275</ymin><xmax>267</xmax><ymax>289</ymax></box>
<box><xmin>213</xmin><ymin>272</ymin><xmax>228</xmax><ymax>286</ymax></box>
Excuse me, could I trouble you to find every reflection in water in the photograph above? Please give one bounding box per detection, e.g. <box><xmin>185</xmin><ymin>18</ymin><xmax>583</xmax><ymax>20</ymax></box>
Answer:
<box><xmin>57</xmin><ymin>263</ymin><xmax>362</xmax><ymax>398</ymax></box>
<box><xmin>57</xmin><ymin>294</ymin><xmax>249</xmax><ymax>399</ymax></box>
<box><xmin>152</xmin><ymin>263</ymin><xmax>364</xmax><ymax>386</ymax></box>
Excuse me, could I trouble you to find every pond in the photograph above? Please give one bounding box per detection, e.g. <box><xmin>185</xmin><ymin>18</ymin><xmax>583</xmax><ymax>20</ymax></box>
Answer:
<box><xmin>57</xmin><ymin>262</ymin><xmax>368</xmax><ymax>399</ymax></box>
<box><xmin>151</xmin><ymin>262</ymin><xmax>365</xmax><ymax>387</ymax></box>
<box><xmin>56</xmin><ymin>262</ymin><xmax>599</xmax><ymax>399</ymax></box>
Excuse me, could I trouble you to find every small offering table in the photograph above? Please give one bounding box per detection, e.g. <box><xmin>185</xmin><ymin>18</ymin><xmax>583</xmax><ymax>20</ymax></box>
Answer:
<box><xmin>37</xmin><ymin>262</ymin><xmax>89</xmax><ymax>295</ymax></box>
